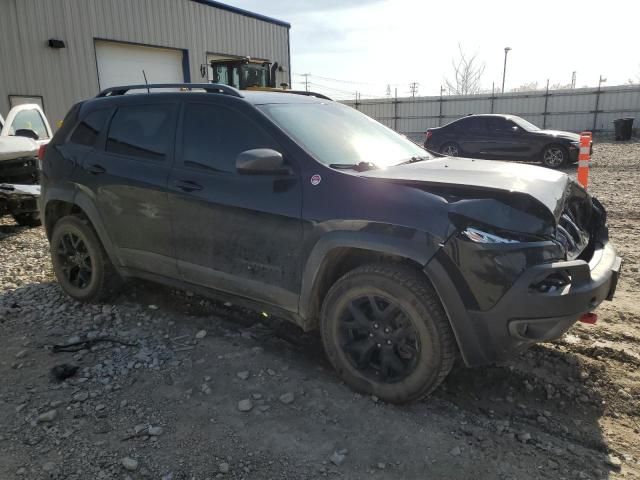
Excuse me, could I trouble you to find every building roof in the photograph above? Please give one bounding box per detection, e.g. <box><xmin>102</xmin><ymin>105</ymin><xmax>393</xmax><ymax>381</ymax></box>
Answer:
<box><xmin>190</xmin><ymin>0</ymin><xmax>290</xmax><ymax>28</ymax></box>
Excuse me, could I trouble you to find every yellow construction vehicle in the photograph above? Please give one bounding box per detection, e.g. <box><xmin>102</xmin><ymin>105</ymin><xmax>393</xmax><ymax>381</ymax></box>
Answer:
<box><xmin>200</xmin><ymin>56</ymin><xmax>286</xmax><ymax>90</ymax></box>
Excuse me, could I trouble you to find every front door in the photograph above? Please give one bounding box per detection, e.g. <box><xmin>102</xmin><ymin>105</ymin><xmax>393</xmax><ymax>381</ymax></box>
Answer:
<box><xmin>484</xmin><ymin>117</ymin><xmax>532</xmax><ymax>159</ymax></box>
<box><xmin>168</xmin><ymin>100</ymin><xmax>303</xmax><ymax>312</ymax></box>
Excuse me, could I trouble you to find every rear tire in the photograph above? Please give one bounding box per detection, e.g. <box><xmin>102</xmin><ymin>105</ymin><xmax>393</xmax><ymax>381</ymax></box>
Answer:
<box><xmin>50</xmin><ymin>216</ymin><xmax>121</xmax><ymax>302</ymax></box>
<box><xmin>12</xmin><ymin>212</ymin><xmax>41</xmax><ymax>227</ymax></box>
<box><xmin>542</xmin><ymin>145</ymin><xmax>568</xmax><ymax>168</ymax></box>
<box><xmin>320</xmin><ymin>263</ymin><xmax>456</xmax><ymax>404</ymax></box>
<box><xmin>440</xmin><ymin>142</ymin><xmax>460</xmax><ymax>157</ymax></box>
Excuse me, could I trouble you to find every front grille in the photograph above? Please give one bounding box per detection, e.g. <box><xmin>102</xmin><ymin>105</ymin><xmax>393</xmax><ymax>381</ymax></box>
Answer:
<box><xmin>0</xmin><ymin>156</ymin><xmax>40</xmax><ymax>185</ymax></box>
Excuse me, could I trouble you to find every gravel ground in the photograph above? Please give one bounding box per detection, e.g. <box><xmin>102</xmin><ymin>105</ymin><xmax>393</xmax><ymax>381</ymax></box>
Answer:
<box><xmin>1</xmin><ymin>139</ymin><xmax>639</xmax><ymax>480</ymax></box>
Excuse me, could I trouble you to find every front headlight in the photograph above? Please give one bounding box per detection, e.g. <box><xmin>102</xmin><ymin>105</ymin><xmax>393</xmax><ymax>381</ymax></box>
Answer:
<box><xmin>570</xmin><ymin>141</ymin><xmax>580</xmax><ymax>148</ymax></box>
<box><xmin>461</xmin><ymin>227</ymin><xmax>520</xmax><ymax>244</ymax></box>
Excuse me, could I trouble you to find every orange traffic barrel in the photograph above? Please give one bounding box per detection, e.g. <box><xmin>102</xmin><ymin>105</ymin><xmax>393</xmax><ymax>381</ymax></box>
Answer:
<box><xmin>577</xmin><ymin>132</ymin><xmax>592</xmax><ymax>188</ymax></box>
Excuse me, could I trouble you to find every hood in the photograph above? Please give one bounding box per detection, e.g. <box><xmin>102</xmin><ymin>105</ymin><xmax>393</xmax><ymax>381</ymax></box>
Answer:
<box><xmin>360</xmin><ymin>157</ymin><xmax>572</xmax><ymax>218</ymax></box>
<box><xmin>0</xmin><ymin>136</ymin><xmax>38</xmax><ymax>162</ymax></box>
<box><xmin>536</xmin><ymin>129</ymin><xmax>581</xmax><ymax>142</ymax></box>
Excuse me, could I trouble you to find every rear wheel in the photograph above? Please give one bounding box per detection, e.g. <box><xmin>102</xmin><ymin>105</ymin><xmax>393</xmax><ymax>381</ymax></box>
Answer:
<box><xmin>50</xmin><ymin>216</ymin><xmax>120</xmax><ymax>302</ymax></box>
<box><xmin>542</xmin><ymin>145</ymin><xmax>568</xmax><ymax>168</ymax></box>
<box><xmin>320</xmin><ymin>263</ymin><xmax>456</xmax><ymax>404</ymax></box>
<box><xmin>12</xmin><ymin>212</ymin><xmax>41</xmax><ymax>227</ymax></box>
<box><xmin>440</xmin><ymin>143</ymin><xmax>460</xmax><ymax>157</ymax></box>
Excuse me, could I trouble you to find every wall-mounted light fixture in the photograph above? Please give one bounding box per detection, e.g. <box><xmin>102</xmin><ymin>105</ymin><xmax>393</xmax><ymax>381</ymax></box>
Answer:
<box><xmin>48</xmin><ymin>39</ymin><xmax>66</xmax><ymax>49</ymax></box>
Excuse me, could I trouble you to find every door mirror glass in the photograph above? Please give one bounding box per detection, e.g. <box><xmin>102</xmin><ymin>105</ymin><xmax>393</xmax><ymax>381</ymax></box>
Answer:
<box><xmin>14</xmin><ymin>128</ymin><xmax>39</xmax><ymax>140</ymax></box>
<box><xmin>236</xmin><ymin>149</ymin><xmax>289</xmax><ymax>175</ymax></box>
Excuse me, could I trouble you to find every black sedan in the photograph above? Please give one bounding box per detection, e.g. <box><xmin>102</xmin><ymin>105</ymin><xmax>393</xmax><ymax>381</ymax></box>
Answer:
<box><xmin>424</xmin><ymin>114</ymin><xmax>586</xmax><ymax>168</ymax></box>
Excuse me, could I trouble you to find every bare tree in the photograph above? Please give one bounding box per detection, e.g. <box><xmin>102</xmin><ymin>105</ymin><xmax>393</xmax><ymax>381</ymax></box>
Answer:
<box><xmin>511</xmin><ymin>81</ymin><xmax>540</xmax><ymax>92</ymax></box>
<box><xmin>444</xmin><ymin>44</ymin><xmax>486</xmax><ymax>95</ymax></box>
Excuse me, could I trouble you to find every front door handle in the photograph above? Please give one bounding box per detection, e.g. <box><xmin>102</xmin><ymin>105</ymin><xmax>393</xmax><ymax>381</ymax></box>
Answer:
<box><xmin>172</xmin><ymin>179</ymin><xmax>203</xmax><ymax>192</ymax></box>
<box><xmin>86</xmin><ymin>164</ymin><xmax>106</xmax><ymax>175</ymax></box>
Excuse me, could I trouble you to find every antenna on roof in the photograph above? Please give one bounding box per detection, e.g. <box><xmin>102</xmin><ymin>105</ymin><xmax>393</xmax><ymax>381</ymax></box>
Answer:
<box><xmin>142</xmin><ymin>70</ymin><xmax>150</xmax><ymax>93</ymax></box>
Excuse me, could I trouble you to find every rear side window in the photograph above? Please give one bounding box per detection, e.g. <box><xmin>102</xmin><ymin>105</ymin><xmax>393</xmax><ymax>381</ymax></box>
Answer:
<box><xmin>69</xmin><ymin>109</ymin><xmax>111</xmax><ymax>147</ymax></box>
<box><xmin>11</xmin><ymin>109</ymin><xmax>49</xmax><ymax>139</ymax></box>
<box><xmin>106</xmin><ymin>104</ymin><xmax>173</xmax><ymax>161</ymax></box>
<box><xmin>181</xmin><ymin>103</ymin><xmax>277</xmax><ymax>173</ymax></box>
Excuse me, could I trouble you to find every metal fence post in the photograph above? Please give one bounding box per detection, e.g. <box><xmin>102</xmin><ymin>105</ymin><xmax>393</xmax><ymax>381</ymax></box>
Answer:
<box><xmin>355</xmin><ymin>91</ymin><xmax>359</xmax><ymax>110</ymax></box>
<box><xmin>393</xmin><ymin>88</ymin><xmax>398</xmax><ymax>131</ymax></box>
<box><xmin>592</xmin><ymin>86</ymin><xmax>602</xmax><ymax>132</ymax></box>
<box><xmin>490</xmin><ymin>82</ymin><xmax>495</xmax><ymax>113</ymax></box>
<box><xmin>439</xmin><ymin>89</ymin><xmax>443</xmax><ymax>126</ymax></box>
<box><xmin>543</xmin><ymin>79</ymin><xmax>550</xmax><ymax>129</ymax></box>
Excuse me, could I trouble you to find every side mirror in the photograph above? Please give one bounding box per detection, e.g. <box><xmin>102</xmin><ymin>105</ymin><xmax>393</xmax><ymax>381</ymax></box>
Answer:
<box><xmin>511</xmin><ymin>125</ymin><xmax>520</xmax><ymax>133</ymax></box>
<box><xmin>15</xmin><ymin>128</ymin><xmax>39</xmax><ymax>140</ymax></box>
<box><xmin>236</xmin><ymin>149</ymin><xmax>290</xmax><ymax>175</ymax></box>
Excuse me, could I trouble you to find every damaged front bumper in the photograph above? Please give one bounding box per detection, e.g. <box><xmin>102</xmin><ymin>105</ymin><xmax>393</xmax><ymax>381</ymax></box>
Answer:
<box><xmin>425</xmin><ymin>237</ymin><xmax>621</xmax><ymax>366</ymax></box>
<box><xmin>0</xmin><ymin>183</ymin><xmax>41</xmax><ymax>217</ymax></box>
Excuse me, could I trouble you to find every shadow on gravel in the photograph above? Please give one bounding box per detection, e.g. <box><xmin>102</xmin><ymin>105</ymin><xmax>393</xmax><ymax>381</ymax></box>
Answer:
<box><xmin>0</xmin><ymin>279</ymin><xmax>619</xmax><ymax>477</ymax></box>
<box><xmin>436</xmin><ymin>346</ymin><xmax>619</xmax><ymax>476</ymax></box>
<box><xmin>0</xmin><ymin>222</ymin><xmax>29</xmax><ymax>241</ymax></box>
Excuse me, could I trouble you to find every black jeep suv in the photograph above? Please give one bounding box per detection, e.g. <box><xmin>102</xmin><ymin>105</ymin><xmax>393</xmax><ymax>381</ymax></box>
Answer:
<box><xmin>40</xmin><ymin>84</ymin><xmax>621</xmax><ymax>403</ymax></box>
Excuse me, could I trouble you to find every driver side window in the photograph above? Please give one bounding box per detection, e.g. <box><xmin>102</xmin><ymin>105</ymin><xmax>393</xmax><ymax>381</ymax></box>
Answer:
<box><xmin>180</xmin><ymin>103</ymin><xmax>279</xmax><ymax>174</ymax></box>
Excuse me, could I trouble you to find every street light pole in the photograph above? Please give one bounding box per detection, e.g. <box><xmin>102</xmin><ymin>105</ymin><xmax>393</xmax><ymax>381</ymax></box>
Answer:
<box><xmin>501</xmin><ymin>47</ymin><xmax>511</xmax><ymax>93</ymax></box>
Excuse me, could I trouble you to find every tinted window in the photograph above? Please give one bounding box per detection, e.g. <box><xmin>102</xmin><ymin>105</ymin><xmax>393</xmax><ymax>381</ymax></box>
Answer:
<box><xmin>70</xmin><ymin>109</ymin><xmax>111</xmax><ymax>147</ymax></box>
<box><xmin>11</xmin><ymin>109</ymin><xmax>49</xmax><ymax>138</ymax></box>
<box><xmin>181</xmin><ymin>103</ymin><xmax>277</xmax><ymax>173</ymax></box>
<box><xmin>486</xmin><ymin>117</ymin><xmax>513</xmax><ymax>132</ymax></box>
<box><xmin>106</xmin><ymin>105</ymin><xmax>173</xmax><ymax>161</ymax></box>
<box><xmin>453</xmin><ymin>117</ymin><xmax>485</xmax><ymax>132</ymax></box>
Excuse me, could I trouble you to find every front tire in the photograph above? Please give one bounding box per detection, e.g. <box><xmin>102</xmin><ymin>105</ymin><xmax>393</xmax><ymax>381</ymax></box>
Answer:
<box><xmin>320</xmin><ymin>263</ymin><xmax>456</xmax><ymax>404</ymax></box>
<box><xmin>542</xmin><ymin>145</ymin><xmax>568</xmax><ymax>168</ymax></box>
<box><xmin>50</xmin><ymin>216</ymin><xmax>120</xmax><ymax>302</ymax></box>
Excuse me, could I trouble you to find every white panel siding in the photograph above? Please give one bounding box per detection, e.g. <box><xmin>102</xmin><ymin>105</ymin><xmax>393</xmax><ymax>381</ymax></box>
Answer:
<box><xmin>344</xmin><ymin>85</ymin><xmax>640</xmax><ymax>136</ymax></box>
<box><xmin>0</xmin><ymin>0</ymin><xmax>290</xmax><ymax>126</ymax></box>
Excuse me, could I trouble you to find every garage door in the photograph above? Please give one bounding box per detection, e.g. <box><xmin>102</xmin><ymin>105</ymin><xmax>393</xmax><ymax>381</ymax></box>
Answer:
<box><xmin>95</xmin><ymin>40</ymin><xmax>185</xmax><ymax>90</ymax></box>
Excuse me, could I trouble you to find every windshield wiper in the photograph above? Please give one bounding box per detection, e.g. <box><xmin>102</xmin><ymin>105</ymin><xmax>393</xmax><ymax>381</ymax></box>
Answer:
<box><xmin>396</xmin><ymin>155</ymin><xmax>430</xmax><ymax>166</ymax></box>
<box><xmin>329</xmin><ymin>161</ymin><xmax>378</xmax><ymax>172</ymax></box>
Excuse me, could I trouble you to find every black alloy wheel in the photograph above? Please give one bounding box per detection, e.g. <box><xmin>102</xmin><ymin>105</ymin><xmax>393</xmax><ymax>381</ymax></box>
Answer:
<box><xmin>339</xmin><ymin>294</ymin><xmax>420</xmax><ymax>383</ymax></box>
<box><xmin>55</xmin><ymin>231</ymin><xmax>93</xmax><ymax>289</ymax></box>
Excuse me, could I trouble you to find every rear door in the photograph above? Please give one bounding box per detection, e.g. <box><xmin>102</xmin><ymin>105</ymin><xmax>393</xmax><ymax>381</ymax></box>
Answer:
<box><xmin>167</xmin><ymin>99</ymin><xmax>303</xmax><ymax>312</ymax></box>
<box><xmin>74</xmin><ymin>100</ymin><xmax>179</xmax><ymax>277</ymax></box>
<box><xmin>454</xmin><ymin>117</ymin><xmax>491</xmax><ymax>157</ymax></box>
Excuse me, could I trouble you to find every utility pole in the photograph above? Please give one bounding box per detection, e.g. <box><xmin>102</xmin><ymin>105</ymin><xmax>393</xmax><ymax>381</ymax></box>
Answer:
<box><xmin>386</xmin><ymin>84</ymin><xmax>391</xmax><ymax>97</ymax></box>
<box><xmin>592</xmin><ymin>74</ymin><xmax>607</xmax><ymax>132</ymax></box>
<box><xmin>302</xmin><ymin>73</ymin><xmax>310</xmax><ymax>92</ymax></box>
<box><xmin>571</xmin><ymin>71</ymin><xmax>576</xmax><ymax>89</ymax></box>
<box><xmin>409</xmin><ymin>82</ymin><xmax>419</xmax><ymax>97</ymax></box>
<box><xmin>501</xmin><ymin>47</ymin><xmax>511</xmax><ymax>93</ymax></box>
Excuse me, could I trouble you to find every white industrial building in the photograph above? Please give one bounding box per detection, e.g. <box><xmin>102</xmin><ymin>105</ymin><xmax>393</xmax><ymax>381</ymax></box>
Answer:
<box><xmin>0</xmin><ymin>0</ymin><xmax>291</xmax><ymax>127</ymax></box>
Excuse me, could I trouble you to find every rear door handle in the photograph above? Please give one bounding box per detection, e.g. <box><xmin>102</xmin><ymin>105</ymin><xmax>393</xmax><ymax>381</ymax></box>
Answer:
<box><xmin>86</xmin><ymin>164</ymin><xmax>106</xmax><ymax>175</ymax></box>
<box><xmin>172</xmin><ymin>179</ymin><xmax>203</xmax><ymax>192</ymax></box>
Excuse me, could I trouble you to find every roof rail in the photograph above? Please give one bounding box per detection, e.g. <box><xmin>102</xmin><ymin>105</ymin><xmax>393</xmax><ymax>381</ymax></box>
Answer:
<box><xmin>285</xmin><ymin>90</ymin><xmax>333</xmax><ymax>101</ymax></box>
<box><xmin>96</xmin><ymin>83</ymin><xmax>243</xmax><ymax>98</ymax></box>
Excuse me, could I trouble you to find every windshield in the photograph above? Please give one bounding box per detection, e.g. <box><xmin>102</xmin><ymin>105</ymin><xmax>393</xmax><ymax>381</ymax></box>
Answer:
<box><xmin>512</xmin><ymin>116</ymin><xmax>541</xmax><ymax>131</ymax></box>
<box><xmin>259</xmin><ymin>102</ymin><xmax>429</xmax><ymax>168</ymax></box>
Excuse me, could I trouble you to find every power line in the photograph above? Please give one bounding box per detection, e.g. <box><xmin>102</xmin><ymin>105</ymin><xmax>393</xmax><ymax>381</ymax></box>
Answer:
<box><xmin>293</xmin><ymin>72</ymin><xmax>399</xmax><ymax>88</ymax></box>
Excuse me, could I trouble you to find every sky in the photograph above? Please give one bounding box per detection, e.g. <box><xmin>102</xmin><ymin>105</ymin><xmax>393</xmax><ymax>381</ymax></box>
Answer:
<box><xmin>225</xmin><ymin>0</ymin><xmax>640</xmax><ymax>100</ymax></box>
